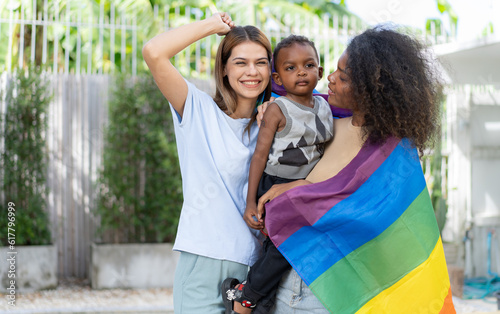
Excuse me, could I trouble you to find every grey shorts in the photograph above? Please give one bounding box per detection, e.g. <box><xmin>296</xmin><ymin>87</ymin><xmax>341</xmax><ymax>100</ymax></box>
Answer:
<box><xmin>173</xmin><ymin>251</ymin><xmax>249</xmax><ymax>314</ymax></box>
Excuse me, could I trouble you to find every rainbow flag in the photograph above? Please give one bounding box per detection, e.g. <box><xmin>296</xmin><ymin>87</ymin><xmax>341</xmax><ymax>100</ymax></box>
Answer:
<box><xmin>266</xmin><ymin>137</ymin><xmax>455</xmax><ymax>313</ymax></box>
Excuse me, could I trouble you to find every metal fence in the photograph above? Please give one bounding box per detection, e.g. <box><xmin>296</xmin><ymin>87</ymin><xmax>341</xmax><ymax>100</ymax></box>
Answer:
<box><xmin>1</xmin><ymin>0</ymin><xmax>455</xmax><ymax>77</ymax></box>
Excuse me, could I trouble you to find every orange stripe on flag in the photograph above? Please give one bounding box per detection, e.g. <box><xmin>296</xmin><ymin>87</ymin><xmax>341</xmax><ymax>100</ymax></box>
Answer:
<box><xmin>440</xmin><ymin>287</ymin><xmax>456</xmax><ymax>314</ymax></box>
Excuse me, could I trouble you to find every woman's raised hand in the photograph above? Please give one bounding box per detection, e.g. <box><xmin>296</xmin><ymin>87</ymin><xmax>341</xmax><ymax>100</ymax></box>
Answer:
<box><xmin>211</xmin><ymin>12</ymin><xmax>235</xmax><ymax>36</ymax></box>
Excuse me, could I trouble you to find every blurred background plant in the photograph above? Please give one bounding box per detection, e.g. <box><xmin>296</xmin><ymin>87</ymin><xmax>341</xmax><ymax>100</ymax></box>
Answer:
<box><xmin>424</xmin><ymin>140</ymin><xmax>448</xmax><ymax>234</ymax></box>
<box><xmin>95</xmin><ymin>74</ymin><xmax>182</xmax><ymax>244</ymax></box>
<box><xmin>0</xmin><ymin>66</ymin><xmax>52</xmax><ymax>246</ymax></box>
<box><xmin>422</xmin><ymin>97</ymin><xmax>448</xmax><ymax>235</ymax></box>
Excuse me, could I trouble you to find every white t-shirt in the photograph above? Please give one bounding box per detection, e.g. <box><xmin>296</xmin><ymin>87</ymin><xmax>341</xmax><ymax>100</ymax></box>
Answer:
<box><xmin>169</xmin><ymin>80</ymin><xmax>263</xmax><ymax>266</ymax></box>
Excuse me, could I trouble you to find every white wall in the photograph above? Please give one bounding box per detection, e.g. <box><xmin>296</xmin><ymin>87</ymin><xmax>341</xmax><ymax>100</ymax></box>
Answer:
<box><xmin>445</xmin><ymin>89</ymin><xmax>500</xmax><ymax>277</ymax></box>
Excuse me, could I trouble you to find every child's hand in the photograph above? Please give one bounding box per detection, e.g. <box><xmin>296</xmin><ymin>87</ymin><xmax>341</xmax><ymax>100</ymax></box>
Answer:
<box><xmin>257</xmin><ymin>97</ymin><xmax>275</xmax><ymax>127</ymax></box>
<box><xmin>210</xmin><ymin>12</ymin><xmax>235</xmax><ymax>36</ymax></box>
<box><xmin>243</xmin><ymin>203</ymin><xmax>264</xmax><ymax>230</ymax></box>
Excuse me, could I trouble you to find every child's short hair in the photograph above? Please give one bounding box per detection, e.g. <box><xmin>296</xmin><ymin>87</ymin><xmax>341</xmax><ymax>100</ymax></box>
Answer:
<box><xmin>273</xmin><ymin>35</ymin><xmax>319</xmax><ymax>70</ymax></box>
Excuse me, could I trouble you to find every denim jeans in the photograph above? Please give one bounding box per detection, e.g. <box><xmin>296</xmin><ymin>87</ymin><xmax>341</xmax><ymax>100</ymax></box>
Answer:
<box><xmin>270</xmin><ymin>268</ymin><xmax>329</xmax><ymax>314</ymax></box>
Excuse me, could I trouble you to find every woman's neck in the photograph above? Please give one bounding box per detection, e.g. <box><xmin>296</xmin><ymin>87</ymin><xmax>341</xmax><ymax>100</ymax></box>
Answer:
<box><xmin>351</xmin><ymin>111</ymin><xmax>364</xmax><ymax>127</ymax></box>
<box><xmin>229</xmin><ymin>99</ymin><xmax>256</xmax><ymax>119</ymax></box>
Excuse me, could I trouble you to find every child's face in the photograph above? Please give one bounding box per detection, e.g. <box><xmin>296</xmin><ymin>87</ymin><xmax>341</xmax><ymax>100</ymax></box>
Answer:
<box><xmin>272</xmin><ymin>43</ymin><xmax>323</xmax><ymax>99</ymax></box>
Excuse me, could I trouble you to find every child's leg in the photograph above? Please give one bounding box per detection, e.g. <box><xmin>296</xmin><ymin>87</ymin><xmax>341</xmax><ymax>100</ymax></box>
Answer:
<box><xmin>223</xmin><ymin>237</ymin><xmax>291</xmax><ymax>313</ymax></box>
<box><xmin>244</xmin><ymin>237</ymin><xmax>291</xmax><ymax>300</ymax></box>
<box><xmin>221</xmin><ymin>173</ymin><xmax>295</xmax><ymax>313</ymax></box>
<box><xmin>252</xmin><ymin>288</ymin><xmax>277</xmax><ymax>314</ymax></box>
<box><xmin>234</xmin><ymin>302</ymin><xmax>253</xmax><ymax>314</ymax></box>
<box><xmin>222</xmin><ymin>278</ymin><xmax>253</xmax><ymax>314</ymax></box>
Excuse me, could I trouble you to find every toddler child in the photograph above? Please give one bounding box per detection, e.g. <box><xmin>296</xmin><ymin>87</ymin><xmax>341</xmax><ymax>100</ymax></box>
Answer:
<box><xmin>222</xmin><ymin>34</ymin><xmax>334</xmax><ymax>314</ymax></box>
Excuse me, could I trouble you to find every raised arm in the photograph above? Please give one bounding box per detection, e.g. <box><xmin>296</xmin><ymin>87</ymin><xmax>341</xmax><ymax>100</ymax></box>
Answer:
<box><xmin>142</xmin><ymin>13</ymin><xmax>234</xmax><ymax>117</ymax></box>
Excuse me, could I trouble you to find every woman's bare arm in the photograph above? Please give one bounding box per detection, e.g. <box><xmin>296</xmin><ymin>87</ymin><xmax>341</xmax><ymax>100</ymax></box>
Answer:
<box><xmin>142</xmin><ymin>13</ymin><xmax>234</xmax><ymax>117</ymax></box>
<box><xmin>256</xmin><ymin>179</ymin><xmax>312</xmax><ymax>215</ymax></box>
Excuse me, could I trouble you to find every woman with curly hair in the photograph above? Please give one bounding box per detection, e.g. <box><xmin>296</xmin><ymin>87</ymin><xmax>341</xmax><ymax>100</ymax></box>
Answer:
<box><xmin>342</xmin><ymin>26</ymin><xmax>441</xmax><ymax>154</ymax></box>
<box><xmin>257</xmin><ymin>26</ymin><xmax>455</xmax><ymax>313</ymax></box>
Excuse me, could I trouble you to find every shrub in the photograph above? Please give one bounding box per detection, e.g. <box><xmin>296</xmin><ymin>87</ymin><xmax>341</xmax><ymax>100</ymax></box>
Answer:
<box><xmin>0</xmin><ymin>67</ymin><xmax>52</xmax><ymax>246</ymax></box>
<box><xmin>96</xmin><ymin>74</ymin><xmax>182</xmax><ymax>243</ymax></box>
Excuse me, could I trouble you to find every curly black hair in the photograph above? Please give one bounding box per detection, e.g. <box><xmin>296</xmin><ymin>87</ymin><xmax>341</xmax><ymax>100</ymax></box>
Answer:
<box><xmin>346</xmin><ymin>26</ymin><xmax>442</xmax><ymax>155</ymax></box>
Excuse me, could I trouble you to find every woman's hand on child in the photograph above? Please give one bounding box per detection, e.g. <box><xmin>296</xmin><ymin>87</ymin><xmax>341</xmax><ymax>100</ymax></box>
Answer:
<box><xmin>257</xmin><ymin>180</ymin><xmax>312</xmax><ymax>215</ymax></box>
<box><xmin>257</xmin><ymin>97</ymin><xmax>275</xmax><ymax>127</ymax></box>
<box><xmin>211</xmin><ymin>12</ymin><xmax>235</xmax><ymax>36</ymax></box>
<box><xmin>243</xmin><ymin>203</ymin><xmax>264</xmax><ymax>230</ymax></box>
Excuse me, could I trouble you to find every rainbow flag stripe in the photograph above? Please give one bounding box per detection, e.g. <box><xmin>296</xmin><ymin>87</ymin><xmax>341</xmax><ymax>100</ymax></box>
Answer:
<box><xmin>266</xmin><ymin>137</ymin><xmax>455</xmax><ymax>314</ymax></box>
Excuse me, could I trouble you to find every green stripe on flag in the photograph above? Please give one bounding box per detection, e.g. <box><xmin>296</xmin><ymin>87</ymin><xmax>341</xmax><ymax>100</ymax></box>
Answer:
<box><xmin>310</xmin><ymin>187</ymin><xmax>440</xmax><ymax>314</ymax></box>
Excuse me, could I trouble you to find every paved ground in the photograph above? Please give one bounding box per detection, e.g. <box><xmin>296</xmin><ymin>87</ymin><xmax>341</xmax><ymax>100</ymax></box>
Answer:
<box><xmin>0</xmin><ymin>278</ymin><xmax>173</xmax><ymax>314</ymax></box>
<box><xmin>1</xmin><ymin>278</ymin><xmax>499</xmax><ymax>314</ymax></box>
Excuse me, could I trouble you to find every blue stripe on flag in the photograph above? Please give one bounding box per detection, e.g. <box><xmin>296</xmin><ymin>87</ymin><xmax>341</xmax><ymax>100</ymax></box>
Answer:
<box><xmin>278</xmin><ymin>141</ymin><xmax>426</xmax><ymax>284</ymax></box>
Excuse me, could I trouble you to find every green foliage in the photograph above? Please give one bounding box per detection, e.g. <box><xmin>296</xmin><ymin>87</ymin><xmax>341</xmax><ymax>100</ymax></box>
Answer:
<box><xmin>436</xmin><ymin>0</ymin><xmax>458</xmax><ymax>26</ymax></box>
<box><xmin>288</xmin><ymin>0</ymin><xmax>356</xmax><ymax>20</ymax></box>
<box><xmin>426</xmin><ymin>0</ymin><xmax>458</xmax><ymax>38</ymax></box>
<box><xmin>1</xmin><ymin>0</ymin><xmax>150</xmax><ymax>73</ymax></box>
<box><xmin>96</xmin><ymin>73</ymin><xmax>182</xmax><ymax>244</ymax></box>
<box><xmin>482</xmin><ymin>22</ymin><xmax>494</xmax><ymax>37</ymax></box>
<box><xmin>0</xmin><ymin>67</ymin><xmax>52</xmax><ymax>246</ymax></box>
<box><xmin>426</xmin><ymin>18</ymin><xmax>444</xmax><ymax>35</ymax></box>
<box><xmin>423</xmin><ymin>140</ymin><xmax>447</xmax><ymax>235</ymax></box>
<box><xmin>2</xmin><ymin>0</ymin><xmax>360</xmax><ymax>75</ymax></box>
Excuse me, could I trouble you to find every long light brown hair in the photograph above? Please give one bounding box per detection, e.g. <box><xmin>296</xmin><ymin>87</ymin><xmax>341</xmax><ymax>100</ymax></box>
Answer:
<box><xmin>213</xmin><ymin>26</ymin><xmax>272</xmax><ymax>132</ymax></box>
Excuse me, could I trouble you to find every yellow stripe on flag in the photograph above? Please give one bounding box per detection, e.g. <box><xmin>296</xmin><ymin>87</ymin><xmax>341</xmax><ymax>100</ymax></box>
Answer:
<box><xmin>357</xmin><ymin>237</ymin><xmax>454</xmax><ymax>314</ymax></box>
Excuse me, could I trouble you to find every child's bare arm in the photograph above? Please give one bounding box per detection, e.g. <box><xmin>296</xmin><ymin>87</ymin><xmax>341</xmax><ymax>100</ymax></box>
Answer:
<box><xmin>244</xmin><ymin>103</ymin><xmax>285</xmax><ymax>229</ymax></box>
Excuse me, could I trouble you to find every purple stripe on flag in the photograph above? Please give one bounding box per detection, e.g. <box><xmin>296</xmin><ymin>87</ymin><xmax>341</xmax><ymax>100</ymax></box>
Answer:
<box><xmin>266</xmin><ymin>137</ymin><xmax>400</xmax><ymax>247</ymax></box>
<box><xmin>329</xmin><ymin>104</ymin><xmax>352</xmax><ymax>118</ymax></box>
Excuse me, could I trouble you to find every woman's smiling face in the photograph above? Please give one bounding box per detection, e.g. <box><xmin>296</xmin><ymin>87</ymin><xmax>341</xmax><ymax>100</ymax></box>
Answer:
<box><xmin>224</xmin><ymin>41</ymin><xmax>271</xmax><ymax>105</ymax></box>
